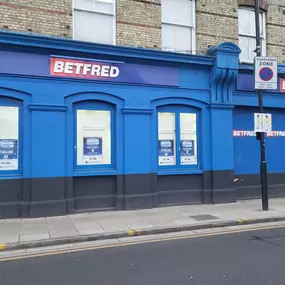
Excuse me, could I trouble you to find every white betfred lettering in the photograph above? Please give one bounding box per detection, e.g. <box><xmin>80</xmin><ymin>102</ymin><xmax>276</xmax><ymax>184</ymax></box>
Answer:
<box><xmin>282</xmin><ymin>80</ymin><xmax>285</xmax><ymax>90</ymax></box>
<box><xmin>82</xmin><ymin>64</ymin><xmax>92</xmax><ymax>75</ymax></box>
<box><xmin>110</xmin><ymin>66</ymin><xmax>119</xmax><ymax>78</ymax></box>
<box><xmin>91</xmin><ymin>65</ymin><xmax>101</xmax><ymax>76</ymax></box>
<box><xmin>233</xmin><ymin>130</ymin><xmax>257</xmax><ymax>137</ymax></box>
<box><xmin>74</xmin><ymin>63</ymin><xmax>84</xmax><ymax>74</ymax></box>
<box><xmin>64</xmin><ymin>62</ymin><xmax>74</xmax><ymax>74</ymax></box>
<box><xmin>53</xmin><ymin>61</ymin><xmax>64</xmax><ymax>73</ymax></box>
<box><xmin>101</xmin><ymin>65</ymin><xmax>110</xmax><ymax>77</ymax></box>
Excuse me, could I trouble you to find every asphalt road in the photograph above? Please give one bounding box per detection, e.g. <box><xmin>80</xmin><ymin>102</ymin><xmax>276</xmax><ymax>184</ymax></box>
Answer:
<box><xmin>1</xmin><ymin>226</ymin><xmax>285</xmax><ymax>285</ymax></box>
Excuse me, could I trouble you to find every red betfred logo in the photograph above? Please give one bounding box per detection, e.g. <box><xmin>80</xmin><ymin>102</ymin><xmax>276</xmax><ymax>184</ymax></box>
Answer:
<box><xmin>281</xmin><ymin>79</ymin><xmax>285</xmax><ymax>93</ymax></box>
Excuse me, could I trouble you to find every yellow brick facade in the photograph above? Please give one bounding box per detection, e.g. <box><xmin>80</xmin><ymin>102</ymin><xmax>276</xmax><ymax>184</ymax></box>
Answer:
<box><xmin>0</xmin><ymin>0</ymin><xmax>72</xmax><ymax>38</ymax></box>
<box><xmin>0</xmin><ymin>0</ymin><xmax>284</xmax><ymax>62</ymax></box>
<box><xmin>116</xmin><ymin>0</ymin><xmax>161</xmax><ymax>49</ymax></box>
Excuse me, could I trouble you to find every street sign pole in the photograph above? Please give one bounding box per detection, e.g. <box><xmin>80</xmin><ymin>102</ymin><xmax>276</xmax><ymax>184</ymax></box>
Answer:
<box><xmin>255</xmin><ymin>0</ymin><xmax>269</xmax><ymax>211</ymax></box>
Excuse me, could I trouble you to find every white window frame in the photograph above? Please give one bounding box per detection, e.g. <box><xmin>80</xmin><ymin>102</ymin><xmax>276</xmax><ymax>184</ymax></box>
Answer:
<box><xmin>72</xmin><ymin>0</ymin><xmax>116</xmax><ymax>45</ymax></box>
<box><xmin>161</xmin><ymin>0</ymin><xmax>196</xmax><ymax>54</ymax></box>
<box><xmin>238</xmin><ymin>7</ymin><xmax>266</xmax><ymax>63</ymax></box>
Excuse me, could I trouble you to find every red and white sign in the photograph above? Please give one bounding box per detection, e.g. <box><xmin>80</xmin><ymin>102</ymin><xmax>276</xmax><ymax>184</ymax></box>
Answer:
<box><xmin>50</xmin><ymin>57</ymin><xmax>120</xmax><ymax>79</ymax></box>
<box><xmin>280</xmin><ymin>79</ymin><xmax>285</xmax><ymax>93</ymax></box>
<box><xmin>233</xmin><ymin>130</ymin><xmax>256</xmax><ymax>137</ymax></box>
<box><xmin>266</xmin><ymin>131</ymin><xmax>285</xmax><ymax>137</ymax></box>
<box><xmin>233</xmin><ymin>130</ymin><xmax>285</xmax><ymax>137</ymax></box>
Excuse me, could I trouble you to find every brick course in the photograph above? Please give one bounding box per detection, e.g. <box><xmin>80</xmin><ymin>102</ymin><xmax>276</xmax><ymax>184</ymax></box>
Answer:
<box><xmin>116</xmin><ymin>0</ymin><xmax>161</xmax><ymax>48</ymax></box>
<box><xmin>196</xmin><ymin>0</ymin><xmax>239</xmax><ymax>54</ymax></box>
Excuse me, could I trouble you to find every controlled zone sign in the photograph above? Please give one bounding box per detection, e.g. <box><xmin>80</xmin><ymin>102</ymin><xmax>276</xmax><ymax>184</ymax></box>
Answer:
<box><xmin>254</xmin><ymin>57</ymin><xmax>277</xmax><ymax>90</ymax></box>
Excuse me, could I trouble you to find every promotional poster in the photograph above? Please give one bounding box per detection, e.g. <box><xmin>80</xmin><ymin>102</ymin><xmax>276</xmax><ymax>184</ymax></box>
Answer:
<box><xmin>83</xmin><ymin>137</ymin><xmax>103</xmax><ymax>165</ymax></box>
<box><xmin>0</xmin><ymin>139</ymin><xmax>18</xmax><ymax>170</ymax></box>
<box><xmin>158</xmin><ymin>139</ymin><xmax>175</xmax><ymax>166</ymax></box>
<box><xmin>180</xmin><ymin>139</ymin><xmax>196</xmax><ymax>165</ymax></box>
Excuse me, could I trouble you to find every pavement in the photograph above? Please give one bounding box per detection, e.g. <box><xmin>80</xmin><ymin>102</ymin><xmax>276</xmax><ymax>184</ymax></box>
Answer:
<box><xmin>1</xmin><ymin>225</ymin><xmax>285</xmax><ymax>284</ymax></box>
<box><xmin>1</xmin><ymin>198</ymin><xmax>285</xmax><ymax>251</ymax></box>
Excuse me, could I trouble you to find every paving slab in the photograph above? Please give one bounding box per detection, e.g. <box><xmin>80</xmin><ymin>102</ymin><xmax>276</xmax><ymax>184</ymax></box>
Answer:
<box><xmin>0</xmin><ymin>198</ymin><xmax>285</xmax><ymax>252</ymax></box>
<box><xmin>120</xmin><ymin>218</ymin><xmax>154</xmax><ymax>229</ymax></box>
<box><xmin>96</xmin><ymin>219</ymin><xmax>129</xmax><ymax>232</ymax></box>
<box><xmin>20</xmin><ymin>233</ymin><xmax>50</xmax><ymax>242</ymax></box>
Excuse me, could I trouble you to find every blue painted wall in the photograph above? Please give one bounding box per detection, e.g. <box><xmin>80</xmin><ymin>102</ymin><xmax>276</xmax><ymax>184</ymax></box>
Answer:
<box><xmin>0</xmin><ymin>32</ymin><xmax>243</xmax><ymax>182</ymax></box>
<box><xmin>0</xmin><ymin>74</ymin><xmax>213</xmax><ymax>178</ymax></box>
<box><xmin>233</xmin><ymin>106</ymin><xmax>285</xmax><ymax>175</ymax></box>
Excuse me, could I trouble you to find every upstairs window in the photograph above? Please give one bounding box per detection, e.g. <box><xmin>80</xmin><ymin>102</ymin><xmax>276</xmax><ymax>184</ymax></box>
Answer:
<box><xmin>161</xmin><ymin>0</ymin><xmax>195</xmax><ymax>54</ymax></box>
<box><xmin>73</xmin><ymin>0</ymin><xmax>116</xmax><ymax>45</ymax></box>
<box><xmin>238</xmin><ymin>7</ymin><xmax>266</xmax><ymax>62</ymax></box>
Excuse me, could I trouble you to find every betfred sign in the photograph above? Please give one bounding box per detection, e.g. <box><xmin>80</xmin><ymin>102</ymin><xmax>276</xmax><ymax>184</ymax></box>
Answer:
<box><xmin>48</xmin><ymin>56</ymin><xmax>179</xmax><ymax>86</ymax></box>
<box><xmin>0</xmin><ymin>51</ymin><xmax>178</xmax><ymax>86</ymax></box>
<box><xmin>280</xmin><ymin>79</ymin><xmax>285</xmax><ymax>93</ymax></box>
<box><xmin>233</xmin><ymin>130</ymin><xmax>285</xmax><ymax>137</ymax></box>
<box><xmin>50</xmin><ymin>57</ymin><xmax>120</xmax><ymax>79</ymax></box>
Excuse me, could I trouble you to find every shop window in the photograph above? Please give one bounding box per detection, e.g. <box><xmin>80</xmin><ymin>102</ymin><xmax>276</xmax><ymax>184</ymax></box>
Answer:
<box><xmin>238</xmin><ymin>7</ymin><xmax>266</xmax><ymax>62</ymax></box>
<box><xmin>157</xmin><ymin>107</ymin><xmax>199</xmax><ymax>169</ymax></box>
<box><xmin>74</xmin><ymin>101</ymin><xmax>114</xmax><ymax>169</ymax></box>
<box><xmin>0</xmin><ymin>105</ymin><xmax>20</xmax><ymax>172</ymax></box>
<box><xmin>161</xmin><ymin>0</ymin><xmax>196</xmax><ymax>54</ymax></box>
<box><xmin>73</xmin><ymin>0</ymin><xmax>116</xmax><ymax>45</ymax></box>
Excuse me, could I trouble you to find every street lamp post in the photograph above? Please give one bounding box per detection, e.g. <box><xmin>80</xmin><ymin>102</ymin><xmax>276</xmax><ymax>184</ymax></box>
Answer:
<box><xmin>255</xmin><ymin>0</ymin><xmax>269</xmax><ymax>211</ymax></box>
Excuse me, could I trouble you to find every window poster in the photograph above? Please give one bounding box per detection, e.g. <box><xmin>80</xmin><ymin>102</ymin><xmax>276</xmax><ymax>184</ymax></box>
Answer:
<box><xmin>158</xmin><ymin>139</ymin><xmax>175</xmax><ymax>166</ymax></box>
<box><xmin>180</xmin><ymin>139</ymin><xmax>196</xmax><ymax>165</ymax></box>
<box><xmin>0</xmin><ymin>139</ymin><xmax>18</xmax><ymax>170</ymax></box>
<box><xmin>83</xmin><ymin>137</ymin><xmax>103</xmax><ymax>165</ymax></box>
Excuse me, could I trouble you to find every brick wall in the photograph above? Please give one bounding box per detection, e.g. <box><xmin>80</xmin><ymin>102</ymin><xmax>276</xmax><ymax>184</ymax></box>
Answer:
<box><xmin>196</xmin><ymin>0</ymin><xmax>239</xmax><ymax>55</ymax></box>
<box><xmin>116</xmin><ymin>0</ymin><xmax>161</xmax><ymax>49</ymax></box>
<box><xmin>0</xmin><ymin>0</ymin><xmax>284</xmax><ymax>62</ymax></box>
<box><xmin>196</xmin><ymin>0</ymin><xmax>285</xmax><ymax>62</ymax></box>
<box><xmin>266</xmin><ymin>0</ymin><xmax>285</xmax><ymax>63</ymax></box>
<box><xmin>0</xmin><ymin>0</ymin><xmax>72</xmax><ymax>38</ymax></box>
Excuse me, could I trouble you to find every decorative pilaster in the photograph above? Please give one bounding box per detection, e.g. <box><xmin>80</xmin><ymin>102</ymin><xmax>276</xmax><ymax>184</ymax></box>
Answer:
<box><xmin>205</xmin><ymin>42</ymin><xmax>241</xmax><ymax>204</ymax></box>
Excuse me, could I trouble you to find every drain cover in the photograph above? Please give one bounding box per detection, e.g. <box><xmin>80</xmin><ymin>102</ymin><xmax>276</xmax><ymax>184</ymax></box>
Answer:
<box><xmin>190</xmin><ymin>214</ymin><xmax>219</xmax><ymax>221</ymax></box>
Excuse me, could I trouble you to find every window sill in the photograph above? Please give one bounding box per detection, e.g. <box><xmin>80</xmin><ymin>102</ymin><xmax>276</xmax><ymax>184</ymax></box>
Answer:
<box><xmin>0</xmin><ymin>172</ymin><xmax>23</xmax><ymax>178</ymax></box>
<box><xmin>73</xmin><ymin>169</ymin><xmax>117</xmax><ymax>177</ymax></box>
<box><xmin>157</xmin><ymin>169</ymin><xmax>203</xmax><ymax>176</ymax></box>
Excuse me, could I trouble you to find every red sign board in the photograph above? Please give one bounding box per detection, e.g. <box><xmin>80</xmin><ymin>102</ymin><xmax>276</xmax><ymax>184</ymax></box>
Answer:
<box><xmin>280</xmin><ymin>79</ymin><xmax>285</xmax><ymax>93</ymax></box>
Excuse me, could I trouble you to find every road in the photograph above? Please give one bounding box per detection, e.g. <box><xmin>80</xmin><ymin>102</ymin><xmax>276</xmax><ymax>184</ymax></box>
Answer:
<box><xmin>1</xmin><ymin>226</ymin><xmax>285</xmax><ymax>285</ymax></box>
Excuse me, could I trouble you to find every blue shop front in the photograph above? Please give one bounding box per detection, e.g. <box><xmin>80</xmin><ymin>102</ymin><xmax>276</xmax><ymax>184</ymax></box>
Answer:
<box><xmin>233</xmin><ymin>64</ymin><xmax>285</xmax><ymax>199</ymax></box>
<box><xmin>0</xmin><ymin>31</ymin><xmax>284</xmax><ymax>219</ymax></box>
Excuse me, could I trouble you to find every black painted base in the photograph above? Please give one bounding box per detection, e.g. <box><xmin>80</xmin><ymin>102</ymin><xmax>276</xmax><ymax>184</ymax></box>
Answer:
<box><xmin>1</xmin><ymin>171</ymin><xmax>284</xmax><ymax>219</ymax></box>
<box><xmin>235</xmin><ymin>173</ymin><xmax>285</xmax><ymax>200</ymax></box>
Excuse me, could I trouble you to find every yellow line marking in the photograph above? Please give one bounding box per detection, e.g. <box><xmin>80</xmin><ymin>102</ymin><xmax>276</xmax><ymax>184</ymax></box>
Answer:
<box><xmin>0</xmin><ymin>244</ymin><xmax>6</xmax><ymax>250</ymax></box>
<box><xmin>1</xmin><ymin>223</ymin><xmax>285</xmax><ymax>262</ymax></box>
<box><xmin>127</xmin><ymin>230</ymin><xmax>134</xmax><ymax>236</ymax></box>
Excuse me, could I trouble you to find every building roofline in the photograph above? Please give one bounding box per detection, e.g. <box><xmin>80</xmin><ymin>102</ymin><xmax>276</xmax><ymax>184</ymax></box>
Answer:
<box><xmin>0</xmin><ymin>30</ymin><xmax>215</xmax><ymax>66</ymax></box>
